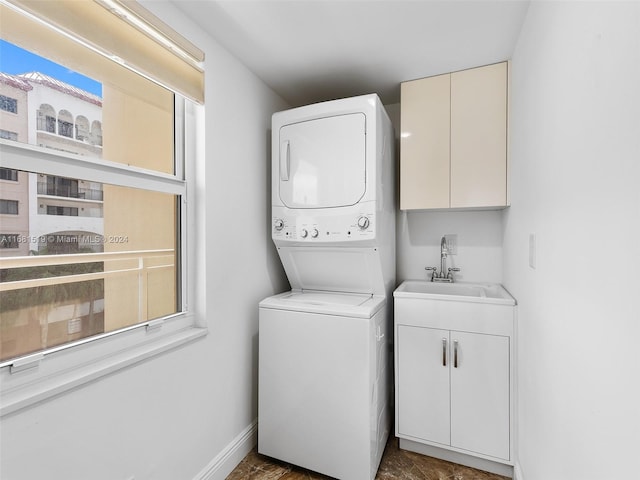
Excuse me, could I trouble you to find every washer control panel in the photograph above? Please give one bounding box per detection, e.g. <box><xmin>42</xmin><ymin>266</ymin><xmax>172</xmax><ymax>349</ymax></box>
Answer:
<box><xmin>272</xmin><ymin>212</ymin><xmax>375</xmax><ymax>242</ymax></box>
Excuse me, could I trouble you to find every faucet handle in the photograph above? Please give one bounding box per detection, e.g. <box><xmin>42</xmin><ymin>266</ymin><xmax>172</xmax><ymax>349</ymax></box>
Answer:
<box><xmin>447</xmin><ymin>267</ymin><xmax>460</xmax><ymax>280</ymax></box>
<box><xmin>425</xmin><ymin>266</ymin><xmax>437</xmax><ymax>281</ymax></box>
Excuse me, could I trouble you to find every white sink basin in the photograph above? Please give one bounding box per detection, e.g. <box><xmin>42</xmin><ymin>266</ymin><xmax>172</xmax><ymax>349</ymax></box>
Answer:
<box><xmin>394</xmin><ymin>280</ymin><xmax>515</xmax><ymax>305</ymax></box>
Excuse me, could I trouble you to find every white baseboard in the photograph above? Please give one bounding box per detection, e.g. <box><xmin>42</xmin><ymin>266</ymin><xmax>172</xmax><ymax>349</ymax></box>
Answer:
<box><xmin>514</xmin><ymin>461</ymin><xmax>525</xmax><ymax>480</ymax></box>
<box><xmin>193</xmin><ymin>420</ymin><xmax>257</xmax><ymax>480</ymax></box>
<box><xmin>399</xmin><ymin>439</ymin><xmax>513</xmax><ymax>477</ymax></box>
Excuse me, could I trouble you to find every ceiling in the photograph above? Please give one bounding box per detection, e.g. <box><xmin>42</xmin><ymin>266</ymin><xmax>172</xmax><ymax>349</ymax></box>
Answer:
<box><xmin>174</xmin><ymin>0</ymin><xmax>531</xmax><ymax>107</ymax></box>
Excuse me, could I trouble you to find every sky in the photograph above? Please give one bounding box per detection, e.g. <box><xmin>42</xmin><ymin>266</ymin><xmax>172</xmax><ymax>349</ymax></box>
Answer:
<box><xmin>0</xmin><ymin>39</ymin><xmax>102</xmax><ymax>97</ymax></box>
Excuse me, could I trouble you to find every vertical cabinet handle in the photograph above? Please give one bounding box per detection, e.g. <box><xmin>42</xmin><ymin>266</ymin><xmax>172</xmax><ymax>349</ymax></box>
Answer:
<box><xmin>442</xmin><ymin>338</ymin><xmax>447</xmax><ymax>366</ymax></box>
<box><xmin>453</xmin><ymin>340</ymin><xmax>459</xmax><ymax>368</ymax></box>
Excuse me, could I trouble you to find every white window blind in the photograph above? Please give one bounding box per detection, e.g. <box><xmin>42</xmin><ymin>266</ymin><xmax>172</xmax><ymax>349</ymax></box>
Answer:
<box><xmin>1</xmin><ymin>0</ymin><xmax>204</xmax><ymax>104</ymax></box>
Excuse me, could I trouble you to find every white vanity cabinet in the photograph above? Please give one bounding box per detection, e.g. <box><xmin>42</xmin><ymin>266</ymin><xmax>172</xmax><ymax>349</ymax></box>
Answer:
<box><xmin>394</xmin><ymin>284</ymin><xmax>516</xmax><ymax>475</ymax></box>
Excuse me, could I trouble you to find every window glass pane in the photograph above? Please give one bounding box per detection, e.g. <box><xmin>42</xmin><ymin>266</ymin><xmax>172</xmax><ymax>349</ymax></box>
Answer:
<box><xmin>0</xmin><ymin>37</ymin><xmax>174</xmax><ymax>175</ymax></box>
<box><xmin>0</xmin><ymin>168</ymin><xmax>19</xmax><ymax>181</ymax></box>
<box><xmin>0</xmin><ymin>94</ymin><xmax>18</xmax><ymax>113</ymax></box>
<box><xmin>0</xmin><ymin>5</ymin><xmax>184</xmax><ymax>365</ymax></box>
<box><xmin>0</xmin><ymin>199</ymin><xmax>19</xmax><ymax>214</ymax></box>
<box><xmin>0</xmin><ymin>169</ymin><xmax>178</xmax><ymax>363</ymax></box>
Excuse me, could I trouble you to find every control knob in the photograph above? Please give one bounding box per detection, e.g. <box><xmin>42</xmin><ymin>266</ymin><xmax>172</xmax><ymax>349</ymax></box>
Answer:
<box><xmin>300</xmin><ymin>228</ymin><xmax>308</xmax><ymax>238</ymax></box>
<box><xmin>357</xmin><ymin>216</ymin><xmax>370</xmax><ymax>230</ymax></box>
<box><xmin>273</xmin><ymin>218</ymin><xmax>284</xmax><ymax>231</ymax></box>
<box><xmin>311</xmin><ymin>228</ymin><xmax>319</xmax><ymax>238</ymax></box>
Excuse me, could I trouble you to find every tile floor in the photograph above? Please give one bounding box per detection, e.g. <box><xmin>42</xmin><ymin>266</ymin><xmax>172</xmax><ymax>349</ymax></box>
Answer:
<box><xmin>226</xmin><ymin>435</ymin><xmax>509</xmax><ymax>480</ymax></box>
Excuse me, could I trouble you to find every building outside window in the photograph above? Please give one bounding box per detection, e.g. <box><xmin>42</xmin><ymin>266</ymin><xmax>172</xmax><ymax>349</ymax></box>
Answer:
<box><xmin>58</xmin><ymin>119</ymin><xmax>73</xmax><ymax>138</ymax></box>
<box><xmin>0</xmin><ymin>199</ymin><xmax>18</xmax><ymax>214</ymax></box>
<box><xmin>0</xmin><ymin>129</ymin><xmax>17</xmax><ymax>141</ymax></box>
<box><xmin>0</xmin><ymin>94</ymin><xmax>17</xmax><ymax>113</ymax></box>
<box><xmin>45</xmin><ymin>176</ymin><xmax>78</xmax><ymax>198</ymax></box>
<box><xmin>46</xmin><ymin>205</ymin><xmax>79</xmax><ymax>216</ymax></box>
<box><xmin>37</xmin><ymin>107</ymin><xmax>57</xmax><ymax>133</ymax></box>
<box><xmin>75</xmin><ymin>116</ymin><xmax>89</xmax><ymax>141</ymax></box>
<box><xmin>0</xmin><ymin>167</ymin><xmax>18</xmax><ymax>181</ymax></box>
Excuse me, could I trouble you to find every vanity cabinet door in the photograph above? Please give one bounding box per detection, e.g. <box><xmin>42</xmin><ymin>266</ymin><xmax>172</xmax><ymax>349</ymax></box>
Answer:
<box><xmin>397</xmin><ymin>325</ymin><xmax>450</xmax><ymax>445</ymax></box>
<box><xmin>450</xmin><ymin>331</ymin><xmax>510</xmax><ymax>460</ymax></box>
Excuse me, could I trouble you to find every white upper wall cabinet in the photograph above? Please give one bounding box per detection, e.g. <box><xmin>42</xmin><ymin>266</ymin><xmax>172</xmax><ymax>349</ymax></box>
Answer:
<box><xmin>400</xmin><ymin>62</ymin><xmax>509</xmax><ymax>210</ymax></box>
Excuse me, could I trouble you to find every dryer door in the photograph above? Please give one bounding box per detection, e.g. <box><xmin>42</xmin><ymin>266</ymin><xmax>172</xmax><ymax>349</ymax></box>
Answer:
<box><xmin>278</xmin><ymin>113</ymin><xmax>366</xmax><ymax>209</ymax></box>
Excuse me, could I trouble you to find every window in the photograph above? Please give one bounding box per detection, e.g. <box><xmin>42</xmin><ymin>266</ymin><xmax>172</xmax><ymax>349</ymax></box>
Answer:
<box><xmin>58</xmin><ymin>120</ymin><xmax>73</xmax><ymax>138</ymax></box>
<box><xmin>0</xmin><ymin>0</ymin><xmax>204</xmax><ymax>414</ymax></box>
<box><xmin>0</xmin><ymin>168</ymin><xmax>18</xmax><ymax>181</ymax></box>
<box><xmin>0</xmin><ymin>94</ymin><xmax>17</xmax><ymax>113</ymax></box>
<box><xmin>37</xmin><ymin>105</ymin><xmax>57</xmax><ymax>134</ymax></box>
<box><xmin>45</xmin><ymin>176</ymin><xmax>79</xmax><ymax>198</ymax></box>
<box><xmin>46</xmin><ymin>205</ymin><xmax>79</xmax><ymax>216</ymax></box>
<box><xmin>75</xmin><ymin>116</ymin><xmax>89</xmax><ymax>141</ymax></box>
<box><xmin>1</xmin><ymin>46</ymin><xmax>177</xmax><ymax>361</ymax></box>
<box><xmin>0</xmin><ymin>199</ymin><xmax>18</xmax><ymax>214</ymax></box>
<box><xmin>0</xmin><ymin>130</ymin><xmax>18</xmax><ymax>141</ymax></box>
<box><xmin>57</xmin><ymin>110</ymin><xmax>73</xmax><ymax>138</ymax></box>
<box><xmin>45</xmin><ymin>115</ymin><xmax>56</xmax><ymax>133</ymax></box>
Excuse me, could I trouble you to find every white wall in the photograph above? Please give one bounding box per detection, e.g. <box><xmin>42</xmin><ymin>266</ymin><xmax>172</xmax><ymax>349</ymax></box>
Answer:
<box><xmin>505</xmin><ymin>2</ymin><xmax>640</xmax><ymax>479</ymax></box>
<box><xmin>0</xmin><ymin>2</ymin><xmax>290</xmax><ymax>479</ymax></box>
<box><xmin>385</xmin><ymin>103</ymin><xmax>505</xmax><ymax>285</ymax></box>
<box><xmin>396</xmin><ymin>209</ymin><xmax>504</xmax><ymax>283</ymax></box>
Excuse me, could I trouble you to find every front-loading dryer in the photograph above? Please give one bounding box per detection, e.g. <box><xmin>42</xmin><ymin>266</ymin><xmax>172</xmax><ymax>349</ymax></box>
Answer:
<box><xmin>258</xmin><ymin>290</ymin><xmax>390</xmax><ymax>480</ymax></box>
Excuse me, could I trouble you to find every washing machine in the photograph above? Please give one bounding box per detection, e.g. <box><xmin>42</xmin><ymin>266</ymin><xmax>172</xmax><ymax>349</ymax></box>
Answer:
<box><xmin>259</xmin><ymin>290</ymin><xmax>389</xmax><ymax>480</ymax></box>
<box><xmin>259</xmin><ymin>94</ymin><xmax>395</xmax><ymax>480</ymax></box>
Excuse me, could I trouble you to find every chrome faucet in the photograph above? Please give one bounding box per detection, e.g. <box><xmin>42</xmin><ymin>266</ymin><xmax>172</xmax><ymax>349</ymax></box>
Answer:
<box><xmin>440</xmin><ymin>236</ymin><xmax>448</xmax><ymax>276</ymax></box>
<box><xmin>425</xmin><ymin>236</ymin><xmax>460</xmax><ymax>282</ymax></box>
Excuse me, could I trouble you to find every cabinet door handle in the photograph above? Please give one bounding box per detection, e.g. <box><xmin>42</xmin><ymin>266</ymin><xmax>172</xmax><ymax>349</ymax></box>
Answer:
<box><xmin>453</xmin><ymin>340</ymin><xmax>459</xmax><ymax>368</ymax></box>
<box><xmin>442</xmin><ymin>338</ymin><xmax>447</xmax><ymax>366</ymax></box>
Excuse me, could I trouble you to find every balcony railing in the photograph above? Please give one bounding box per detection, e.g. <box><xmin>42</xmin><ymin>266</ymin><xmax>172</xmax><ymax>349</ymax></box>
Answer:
<box><xmin>37</xmin><ymin>182</ymin><xmax>104</xmax><ymax>201</ymax></box>
<box><xmin>0</xmin><ymin>249</ymin><xmax>176</xmax><ymax>363</ymax></box>
<box><xmin>0</xmin><ymin>249</ymin><xmax>175</xmax><ymax>321</ymax></box>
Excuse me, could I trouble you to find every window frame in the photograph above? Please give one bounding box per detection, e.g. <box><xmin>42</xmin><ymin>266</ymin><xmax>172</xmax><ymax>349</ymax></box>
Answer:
<box><xmin>0</xmin><ymin>94</ymin><xmax>18</xmax><ymax>113</ymax></box>
<box><xmin>0</xmin><ymin>97</ymin><xmax>206</xmax><ymax>416</ymax></box>
<box><xmin>0</xmin><ymin>130</ymin><xmax>18</xmax><ymax>141</ymax></box>
<box><xmin>0</xmin><ymin>167</ymin><xmax>19</xmax><ymax>181</ymax></box>
<box><xmin>46</xmin><ymin>205</ymin><xmax>79</xmax><ymax>216</ymax></box>
<box><xmin>0</xmin><ymin>198</ymin><xmax>19</xmax><ymax>214</ymax></box>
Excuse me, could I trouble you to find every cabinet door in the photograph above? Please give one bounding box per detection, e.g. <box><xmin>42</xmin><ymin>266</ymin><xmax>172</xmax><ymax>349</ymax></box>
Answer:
<box><xmin>450</xmin><ymin>331</ymin><xmax>510</xmax><ymax>460</ymax></box>
<box><xmin>400</xmin><ymin>74</ymin><xmax>450</xmax><ymax>210</ymax></box>
<box><xmin>397</xmin><ymin>325</ymin><xmax>450</xmax><ymax>445</ymax></box>
<box><xmin>450</xmin><ymin>62</ymin><xmax>507</xmax><ymax>208</ymax></box>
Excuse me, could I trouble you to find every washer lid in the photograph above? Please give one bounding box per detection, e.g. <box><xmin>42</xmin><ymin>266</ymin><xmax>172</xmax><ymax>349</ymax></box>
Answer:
<box><xmin>259</xmin><ymin>290</ymin><xmax>386</xmax><ymax>318</ymax></box>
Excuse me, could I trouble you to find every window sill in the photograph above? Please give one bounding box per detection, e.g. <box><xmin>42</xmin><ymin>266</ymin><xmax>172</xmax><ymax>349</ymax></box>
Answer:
<box><xmin>0</xmin><ymin>318</ymin><xmax>207</xmax><ymax>417</ymax></box>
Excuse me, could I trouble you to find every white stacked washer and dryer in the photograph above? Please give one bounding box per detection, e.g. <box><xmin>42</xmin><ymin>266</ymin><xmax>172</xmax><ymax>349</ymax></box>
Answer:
<box><xmin>258</xmin><ymin>94</ymin><xmax>396</xmax><ymax>480</ymax></box>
